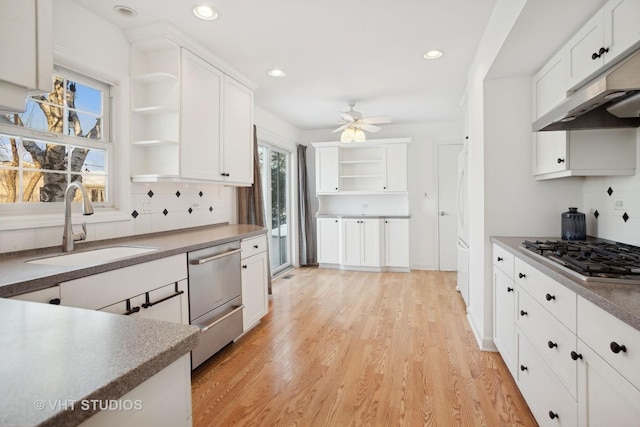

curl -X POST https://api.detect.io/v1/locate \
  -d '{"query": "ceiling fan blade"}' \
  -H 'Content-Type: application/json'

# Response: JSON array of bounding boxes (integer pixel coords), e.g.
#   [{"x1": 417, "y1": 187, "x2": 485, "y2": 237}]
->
[
  {"x1": 341, "y1": 112, "x2": 355, "y2": 122},
  {"x1": 362, "y1": 116, "x2": 391, "y2": 125},
  {"x1": 332, "y1": 124, "x2": 349, "y2": 133},
  {"x1": 359, "y1": 123, "x2": 381, "y2": 133}
]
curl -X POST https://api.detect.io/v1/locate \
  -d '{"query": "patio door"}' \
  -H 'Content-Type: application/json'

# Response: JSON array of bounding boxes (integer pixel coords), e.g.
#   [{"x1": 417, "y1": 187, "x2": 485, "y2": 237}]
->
[{"x1": 258, "y1": 145, "x2": 291, "y2": 274}]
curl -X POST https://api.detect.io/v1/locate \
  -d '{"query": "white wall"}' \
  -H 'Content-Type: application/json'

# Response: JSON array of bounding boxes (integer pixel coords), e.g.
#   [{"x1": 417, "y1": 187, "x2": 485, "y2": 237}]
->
[{"x1": 300, "y1": 121, "x2": 462, "y2": 270}]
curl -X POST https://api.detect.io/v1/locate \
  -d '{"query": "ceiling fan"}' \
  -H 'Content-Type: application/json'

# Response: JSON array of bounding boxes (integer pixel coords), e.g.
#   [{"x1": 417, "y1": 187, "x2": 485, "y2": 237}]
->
[{"x1": 332, "y1": 103, "x2": 391, "y2": 142}]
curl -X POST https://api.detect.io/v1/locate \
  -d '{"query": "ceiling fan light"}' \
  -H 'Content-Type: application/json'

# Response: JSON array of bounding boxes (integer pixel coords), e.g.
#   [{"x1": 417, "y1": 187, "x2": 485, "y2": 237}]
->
[
  {"x1": 341, "y1": 128, "x2": 355, "y2": 142},
  {"x1": 354, "y1": 129, "x2": 366, "y2": 142},
  {"x1": 423, "y1": 50, "x2": 443, "y2": 60},
  {"x1": 193, "y1": 5, "x2": 219, "y2": 20}
]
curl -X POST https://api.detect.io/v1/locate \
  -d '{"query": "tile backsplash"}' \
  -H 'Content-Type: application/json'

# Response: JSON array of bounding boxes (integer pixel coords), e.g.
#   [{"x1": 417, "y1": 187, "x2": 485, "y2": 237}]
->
[{"x1": 0, "y1": 182, "x2": 232, "y2": 253}]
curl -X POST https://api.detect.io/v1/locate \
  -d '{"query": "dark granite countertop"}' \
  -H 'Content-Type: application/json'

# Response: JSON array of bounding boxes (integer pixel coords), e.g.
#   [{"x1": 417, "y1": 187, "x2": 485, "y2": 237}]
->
[
  {"x1": 491, "y1": 236, "x2": 640, "y2": 332},
  {"x1": 0, "y1": 298, "x2": 199, "y2": 427},
  {"x1": 0, "y1": 223, "x2": 267, "y2": 298}
]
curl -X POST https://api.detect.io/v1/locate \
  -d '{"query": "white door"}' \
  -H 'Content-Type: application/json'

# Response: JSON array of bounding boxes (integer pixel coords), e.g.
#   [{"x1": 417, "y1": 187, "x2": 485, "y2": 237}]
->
[{"x1": 437, "y1": 144, "x2": 462, "y2": 271}]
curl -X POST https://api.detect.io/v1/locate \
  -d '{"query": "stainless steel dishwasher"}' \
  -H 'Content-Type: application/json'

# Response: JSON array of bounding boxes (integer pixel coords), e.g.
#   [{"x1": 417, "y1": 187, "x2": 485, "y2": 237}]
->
[{"x1": 188, "y1": 240, "x2": 243, "y2": 369}]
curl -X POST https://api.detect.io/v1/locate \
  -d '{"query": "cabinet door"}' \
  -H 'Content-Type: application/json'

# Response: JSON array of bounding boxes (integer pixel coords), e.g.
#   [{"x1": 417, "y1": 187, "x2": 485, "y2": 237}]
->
[
  {"x1": 317, "y1": 218, "x2": 340, "y2": 264},
  {"x1": 493, "y1": 269, "x2": 516, "y2": 376},
  {"x1": 222, "y1": 77, "x2": 254, "y2": 184},
  {"x1": 384, "y1": 219, "x2": 409, "y2": 268},
  {"x1": 566, "y1": 10, "x2": 605, "y2": 89},
  {"x1": 180, "y1": 49, "x2": 223, "y2": 180},
  {"x1": 384, "y1": 144, "x2": 407, "y2": 192},
  {"x1": 341, "y1": 219, "x2": 362, "y2": 266},
  {"x1": 9, "y1": 286, "x2": 60, "y2": 305},
  {"x1": 603, "y1": 0, "x2": 640, "y2": 63},
  {"x1": 241, "y1": 251, "x2": 269, "y2": 331},
  {"x1": 315, "y1": 147, "x2": 339, "y2": 193},
  {"x1": 534, "y1": 131, "x2": 568, "y2": 175},
  {"x1": 138, "y1": 280, "x2": 189, "y2": 324},
  {"x1": 360, "y1": 219, "x2": 381, "y2": 267},
  {"x1": 577, "y1": 340, "x2": 640, "y2": 427},
  {"x1": 534, "y1": 50, "x2": 566, "y2": 119}
]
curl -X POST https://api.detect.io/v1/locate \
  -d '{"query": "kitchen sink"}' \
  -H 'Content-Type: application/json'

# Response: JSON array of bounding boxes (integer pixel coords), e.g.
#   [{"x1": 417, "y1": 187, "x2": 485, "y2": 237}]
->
[{"x1": 26, "y1": 246, "x2": 158, "y2": 267}]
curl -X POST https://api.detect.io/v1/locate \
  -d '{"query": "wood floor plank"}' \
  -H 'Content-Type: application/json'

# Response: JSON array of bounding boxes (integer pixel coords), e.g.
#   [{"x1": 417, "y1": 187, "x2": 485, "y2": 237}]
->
[{"x1": 191, "y1": 267, "x2": 537, "y2": 427}]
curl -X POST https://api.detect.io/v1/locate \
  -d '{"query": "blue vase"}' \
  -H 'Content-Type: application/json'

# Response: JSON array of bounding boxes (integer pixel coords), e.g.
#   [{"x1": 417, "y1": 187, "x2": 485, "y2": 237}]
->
[{"x1": 561, "y1": 207, "x2": 586, "y2": 241}]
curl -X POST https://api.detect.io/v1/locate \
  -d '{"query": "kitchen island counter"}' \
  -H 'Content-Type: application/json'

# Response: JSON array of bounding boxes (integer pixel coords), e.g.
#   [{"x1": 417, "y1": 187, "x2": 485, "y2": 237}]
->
[
  {"x1": 492, "y1": 236, "x2": 640, "y2": 332},
  {"x1": 0, "y1": 297, "x2": 199, "y2": 427}
]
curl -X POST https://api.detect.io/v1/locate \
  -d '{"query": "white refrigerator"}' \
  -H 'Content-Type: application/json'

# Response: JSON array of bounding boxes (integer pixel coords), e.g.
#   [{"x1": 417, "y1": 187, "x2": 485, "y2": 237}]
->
[{"x1": 456, "y1": 143, "x2": 469, "y2": 307}]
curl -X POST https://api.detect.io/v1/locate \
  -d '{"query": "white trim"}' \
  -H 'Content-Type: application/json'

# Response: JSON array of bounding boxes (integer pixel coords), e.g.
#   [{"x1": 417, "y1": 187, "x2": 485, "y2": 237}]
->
[{"x1": 312, "y1": 137, "x2": 412, "y2": 148}]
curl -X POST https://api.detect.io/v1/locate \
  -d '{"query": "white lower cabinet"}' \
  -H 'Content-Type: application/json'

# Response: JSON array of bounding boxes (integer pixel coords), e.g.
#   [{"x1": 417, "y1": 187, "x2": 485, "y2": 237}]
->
[
  {"x1": 576, "y1": 340, "x2": 640, "y2": 427},
  {"x1": 341, "y1": 218, "x2": 382, "y2": 267},
  {"x1": 241, "y1": 235, "x2": 269, "y2": 331},
  {"x1": 9, "y1": 286, "x2": 60, "y2": 304},
  {"x1": 493, "y1": 268, "x2": 516, "y2": 376},
  {"x1": 384, "y1": 218, "x2": 409, "y2": 269},
  {"x1": 79, "y1": 354, "x2": 192, "y2": 427},
  {"x1": 317, "y1": 217, "x2": 341, "y2": 264},
  {"x1": 517, "y1": 329, "x2": 578, "y2": 427}
]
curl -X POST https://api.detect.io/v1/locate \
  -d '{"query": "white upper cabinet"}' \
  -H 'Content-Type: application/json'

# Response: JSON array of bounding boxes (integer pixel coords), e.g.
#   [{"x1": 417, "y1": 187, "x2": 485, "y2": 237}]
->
[
  {"x1": 566, "y1": 0, "x2": 640, "y2": 89},
  {"x1": 222, "y1": 77, "x2": 254, "y2": 185},
  {"x1": 313, "y1": 139, "x2": 410, "y2": 195},
  {"x1": 180, "y1": 49, "x2": 223, "y2": 181},
  {"x1": 128, "y1": 30, "x2": 255, "y2": 185},
  {"x1": 0, "y1": 0, "x2": 52, "y2": 113},
  {"x1": 315, "y1": 146, "x2": 340, "y2": 193}
]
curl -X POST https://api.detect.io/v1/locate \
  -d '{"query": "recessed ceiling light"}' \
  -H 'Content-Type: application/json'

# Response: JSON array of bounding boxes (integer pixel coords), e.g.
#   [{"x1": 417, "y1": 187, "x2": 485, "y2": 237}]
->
[
  {"x1": 423, "y1": 50, "x2": 443, "y2": 60},
  {"x1": 267, "y1": 69, "x2": 286, "y2": 77},
  {"x1": 113, "y1": 5, "x2": 137, "y2": 17},
  {"x1": 193, "y1": 5, "x2": 219, "y2": 20}
]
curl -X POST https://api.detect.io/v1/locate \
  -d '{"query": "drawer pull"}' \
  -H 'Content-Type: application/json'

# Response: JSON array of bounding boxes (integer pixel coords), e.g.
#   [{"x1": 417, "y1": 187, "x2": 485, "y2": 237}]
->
[
  {"x1": 141, "y1": 283, "x2": 184, "y2": 309},
  {"x1": 520, "y1": 365, "x2": 528, "y2": 371},
  {"x1": 545, "y1": 293, "x2": 556, "y2": 301},
  {"x1": 547, "y1": 340, "x2": 558, "y2": 349},
  {"x1": 497, "y1": 256, "x2": 503, "y2": 261},
  {"x1": 507, "y1": 287, "x2": 514, "y2": 293},
  {"x1": 520, "y1": 310, "x2": 528, "y2": 317},
  {"x1": 242, "y1": 265, "x2": 248, "y2": 269},
  {"x1": 610, "y1": 341, "x2": 627, "y2": 354},
  {"x1": 518, "y1": 273, "x2": 526, "y2": 279},
  {"x1": 570, "y1": 351, "x2": 583, "y2": 361},
  {"x1": 191, "y1": 248, "x2": 242, "y2": 265},
  {"x1": 124, "y1": 299, "x2": 140, "y2": 316},
  {"x1": 49, "y1": 298, "x2": 61, "y2": 305},
  {"x1": 253, "y1": 244, "x2": 259, "y2": 249},
  {"x1": 548, "y1": 411, "x2": 559, "y2": 420}
]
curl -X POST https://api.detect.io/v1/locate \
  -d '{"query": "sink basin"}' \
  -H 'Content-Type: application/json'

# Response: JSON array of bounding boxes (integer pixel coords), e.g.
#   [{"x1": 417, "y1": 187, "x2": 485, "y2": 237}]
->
[{"x1": 27, "y1": 246, "x2": 158, "y2": 267}]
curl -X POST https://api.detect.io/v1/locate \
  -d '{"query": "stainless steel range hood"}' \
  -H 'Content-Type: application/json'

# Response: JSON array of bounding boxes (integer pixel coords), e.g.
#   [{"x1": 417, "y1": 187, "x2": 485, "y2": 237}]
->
[{"x1": 533, "y1": 49, "x2": 640, "y2": 132}]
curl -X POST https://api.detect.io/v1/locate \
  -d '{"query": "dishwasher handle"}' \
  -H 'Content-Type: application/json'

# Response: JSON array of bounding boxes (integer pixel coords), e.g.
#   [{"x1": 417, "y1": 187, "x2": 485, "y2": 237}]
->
[
  {"x1": 190, "y1": 248, "x2": 242, "y2": 265},
  {"x1": 200, "y1": 305, "x2": 245, "y2": 333}
]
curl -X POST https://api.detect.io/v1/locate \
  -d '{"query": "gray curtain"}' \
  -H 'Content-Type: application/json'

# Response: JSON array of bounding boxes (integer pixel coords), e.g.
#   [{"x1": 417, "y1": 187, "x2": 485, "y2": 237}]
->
[
  {"x1": 297, "y1": 144, "x2": 317, "y2": 265},
  {"x1": 237, "y1": 125, "x2": 273, "y2": 294}
]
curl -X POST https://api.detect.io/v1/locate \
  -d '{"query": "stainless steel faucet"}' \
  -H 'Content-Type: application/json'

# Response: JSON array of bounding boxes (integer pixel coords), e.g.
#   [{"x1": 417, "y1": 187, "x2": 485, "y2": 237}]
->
[{"x1": 62, "y1": 182, "x2": 95, "y2": 252}]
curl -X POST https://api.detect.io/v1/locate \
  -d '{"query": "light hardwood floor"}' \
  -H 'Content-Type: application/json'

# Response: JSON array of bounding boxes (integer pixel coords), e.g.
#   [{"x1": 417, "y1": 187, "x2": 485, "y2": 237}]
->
[{"x1": 191, "y1": 267, "x2": 537, "y2": 426}]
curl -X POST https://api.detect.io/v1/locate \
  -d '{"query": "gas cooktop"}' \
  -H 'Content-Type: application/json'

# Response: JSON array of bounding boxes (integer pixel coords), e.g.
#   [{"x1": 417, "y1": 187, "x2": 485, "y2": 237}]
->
[{"x1": 521, "y1": 239, "x2": 640, "y2": 284}]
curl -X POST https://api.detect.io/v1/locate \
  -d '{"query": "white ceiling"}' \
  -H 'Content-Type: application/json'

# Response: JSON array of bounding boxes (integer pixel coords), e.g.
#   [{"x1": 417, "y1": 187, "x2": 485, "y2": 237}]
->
[{"x1": 71, "y1": 0, "x2": 608, "y2": 132}]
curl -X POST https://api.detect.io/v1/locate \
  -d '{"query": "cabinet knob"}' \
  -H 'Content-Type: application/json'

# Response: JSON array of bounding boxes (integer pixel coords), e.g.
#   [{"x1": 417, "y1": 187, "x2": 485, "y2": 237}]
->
[
  {"x1": 518, "y1": 273, "x2": 526, "y2": 279},
  {"x1": 335, "y1": 187, "x2": 338, "y2": 190},
  {"x1": 545, "y1": 293, "x2": 556, "y2": 301},
  {"x1": 254, "y1": 244, "x2": 259, "y2": 249},
  {"x1": 610, "y1": 341, "x2": 627, "y2": 354},
  {"x1": 335, "y1": 220, "x2": 338, "y2": 223},
  {"x1": 570, "y1": 351, "x2": 583, "y2": 361},
  {"x1": 242, "y1": 265, "x2": 248, "y2": 269},
  {"x1": 557, "y1": 158, "x2": 565, "y2": 164},
  {"x1": 497, "y1": 256, "x2": 503, "y2": 261},
  {"x1": 520, "y1": 310, "x2": 528, "y2": 317},
  {"x1": 221, "y1": 172, "x2": 230, "y2": 177},
  {"x1": 383, "y1": 186, "x2": 386, "y2": 190},
  {"x1": 507, "y1": 287, "x2": 514, "y2": 293},
  {"x1": 520, "y1": 365, "x2": 528, "y2": 371},
  {"x1": 49, "y1": 298, "x2": 61, "y2": 305},
  {"x1": 599, "y1": 46, "x2": 609, "y2": 56},
  {"x1": 592, "y1": 52, "x2": 600, "y2": 60},
  {"x1": 547, "y1": 340, "x2": 558, "y2": 349},
  {"x1": 548, "y1": 411, "x2": 559, "y2": 420}
]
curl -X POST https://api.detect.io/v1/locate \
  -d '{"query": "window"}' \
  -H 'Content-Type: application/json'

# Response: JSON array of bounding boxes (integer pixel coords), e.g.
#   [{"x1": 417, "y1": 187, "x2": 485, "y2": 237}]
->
[{"x1": 0, "y1": 67, "x2": 112, "y2": 208}]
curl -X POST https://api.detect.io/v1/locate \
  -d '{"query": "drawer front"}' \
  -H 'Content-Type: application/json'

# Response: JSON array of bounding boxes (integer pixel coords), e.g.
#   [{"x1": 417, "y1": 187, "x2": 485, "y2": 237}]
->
[
  {"x1": 241, "y1": 235, "x2": 267, "y2": 259},
  {"x1": 577, "y1": 296, "x2": 640, "y2": 390},
  {"x1": 61, "y1": 254, "x2": 187, "y2": 310},
  {"x1": 10, "y1": 286, "x2": 60, "y2": 304},
  {"x1": 493, "y1": 244, "x2": 514, "y2": 278},
  {"x1": 517, "y1": 329, "x2": 578, "y2": 427},
  {"x1": 517, "y1": 288, "x2": 577, "y2": 398},
  {"x1": 515, "y1": 258, "x2": 576, "y2": 332}
]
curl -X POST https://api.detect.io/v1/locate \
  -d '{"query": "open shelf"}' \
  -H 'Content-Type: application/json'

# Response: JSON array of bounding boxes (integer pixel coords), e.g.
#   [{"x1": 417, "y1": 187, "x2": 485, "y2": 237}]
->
[
  {"x1": 340, "y1": 175, "x2": 384, "y2": 179},
  {"x1": 339, "y1": 159, "x2": 383, "y2": 164},
  {"x1": 132, "y1": 106, "x2": 178, "y2": 115},
  {"x1": 132, "y1": 72, "x2": 178, "y2": 84},
  {"x1": 132, "y1": 139, "x2": 179, "y2": 146}
]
